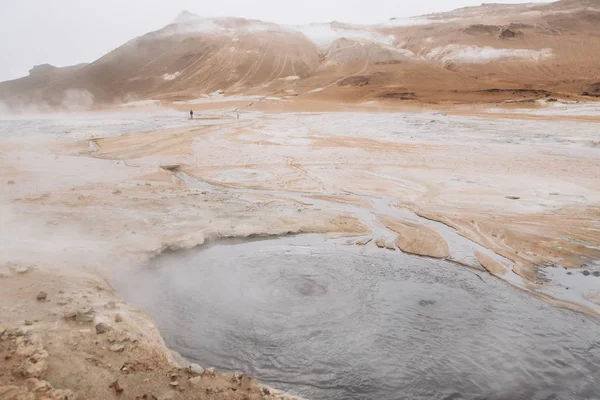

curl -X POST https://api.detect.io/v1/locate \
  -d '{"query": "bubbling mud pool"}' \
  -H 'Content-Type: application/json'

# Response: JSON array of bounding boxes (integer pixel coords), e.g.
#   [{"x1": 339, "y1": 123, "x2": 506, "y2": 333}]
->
[{"x1": 115, "y1": 236, "x2": 600, "y2": 400}]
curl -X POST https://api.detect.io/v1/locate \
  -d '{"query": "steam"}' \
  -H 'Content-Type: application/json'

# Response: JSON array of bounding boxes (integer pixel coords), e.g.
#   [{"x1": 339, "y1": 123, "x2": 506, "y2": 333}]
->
[{"x1": 0, "y1": 88, "x2": 95, "y2": 114}]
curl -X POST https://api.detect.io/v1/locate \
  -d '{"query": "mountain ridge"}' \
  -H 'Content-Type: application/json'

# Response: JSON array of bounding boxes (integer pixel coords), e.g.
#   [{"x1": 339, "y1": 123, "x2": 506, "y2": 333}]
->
[{"x1": 1, "y1": 0, "x2": 599, "y2": 112}]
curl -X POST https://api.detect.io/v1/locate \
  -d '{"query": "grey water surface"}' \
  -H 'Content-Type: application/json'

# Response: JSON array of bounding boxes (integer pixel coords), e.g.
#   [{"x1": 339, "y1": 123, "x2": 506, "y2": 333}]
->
[{"x1": 115, "y1": 236, "x2": 600, "y2": 400}]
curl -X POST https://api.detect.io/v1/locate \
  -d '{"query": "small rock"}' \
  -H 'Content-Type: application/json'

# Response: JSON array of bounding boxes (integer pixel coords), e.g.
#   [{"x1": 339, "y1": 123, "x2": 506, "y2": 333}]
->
[
  {"x1": 419, "y1": 300, "x2": 436, "y2": 306},
  {"x1": 189, "y1": 376, "x2": 203, "y2": 387},
  {"x1": 567, "y1": 271, "x2": 573, "y2": 275},
  {"x1": 109, "y1": 344, "x2": 125, "y2": 352},
  {"x1": 7, "y1": 180, "x2": 15, "y2": 184},
  {"x1": 582, "y1": 270, "x2": 591, "y2": 276},
  {"x1": 114, "y1": 314, "x2": 123, "y2": 323},
  {"x1": 169, "y1": 381, "x2": 179, "y2": 387},
  {"x1": 189, "y1": 363, "x2": 204, "y2": 375},
  {"x1": 505, "y1": 196, "x2": 520, "y2": 200},
  {"x1": 375, "y1": 238, "x2": 386, "y2": 248},
  {"x1": 203, "y1": 367, "x2": 216, "y2": 377},
  {"x1": 261, "y1": 387, "x2": 271, "y2": 395},
  {"x1": 24, "y1": 320, "x2": 33, "y2": 326},
  {"x1": 95, "y1": 322, "x2": 111, "y2": 334},
  {"x1": 76, "y1": 308, "x2": 95, "y2": 323},
  {"x1": 104, "y1": 301, "x2": 117, "y2": 310},
  {"x1": 110, "y1": 379, "x2": 124, "y2": 394},
  {"x1": 16, "y1": 267, "x2": 30, "y2": 274},
  {"x1": 593, "y1": 271, "x2": 600, "y2": 277},
  {"x1": 36, "y1": 291, "x2": 47, "y2": 301},
  {"x1": 233, "y1": 371, "x2": 244, "y2": 380}
]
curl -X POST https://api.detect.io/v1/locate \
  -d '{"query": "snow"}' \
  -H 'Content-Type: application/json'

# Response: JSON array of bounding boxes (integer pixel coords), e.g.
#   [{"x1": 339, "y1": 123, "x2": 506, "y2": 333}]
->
[
  {"x1": 281, "y1": 76, "x2": 300, "y2": 81},
  {"x1": 426, "y1": 45, "x2": 553, "y2": 64}
]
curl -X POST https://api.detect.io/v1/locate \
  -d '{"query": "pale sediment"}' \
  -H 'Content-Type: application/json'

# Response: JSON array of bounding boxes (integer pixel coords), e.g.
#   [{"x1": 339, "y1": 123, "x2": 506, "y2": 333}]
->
[{"x1": 1, "y1": 107, "x2": 599, "y2": 398}]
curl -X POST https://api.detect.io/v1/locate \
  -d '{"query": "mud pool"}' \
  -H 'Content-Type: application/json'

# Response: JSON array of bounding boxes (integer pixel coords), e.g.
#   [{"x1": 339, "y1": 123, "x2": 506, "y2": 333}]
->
[{"x1": 116, "y1": 236, "x2": 600, "y2": 400}]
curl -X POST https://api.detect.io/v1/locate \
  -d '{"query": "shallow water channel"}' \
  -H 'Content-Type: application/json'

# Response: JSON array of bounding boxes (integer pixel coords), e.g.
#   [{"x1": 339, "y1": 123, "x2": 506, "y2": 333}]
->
[{"x1": 116, "y1": 235, "x2": 600, "y2": 400}]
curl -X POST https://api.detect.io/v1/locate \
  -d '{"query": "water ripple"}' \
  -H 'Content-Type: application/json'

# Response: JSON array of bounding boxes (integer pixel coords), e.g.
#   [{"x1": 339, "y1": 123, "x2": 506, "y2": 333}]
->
[{"x1": 116, "y1": 236, "x2": 600, "y2": 400}]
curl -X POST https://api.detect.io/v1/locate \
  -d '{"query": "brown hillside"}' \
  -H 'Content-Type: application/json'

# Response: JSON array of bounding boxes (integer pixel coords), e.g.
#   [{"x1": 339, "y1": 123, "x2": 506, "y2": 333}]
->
[{"x1": 1, "y1": 1, "x2": 600, "y2": 111}]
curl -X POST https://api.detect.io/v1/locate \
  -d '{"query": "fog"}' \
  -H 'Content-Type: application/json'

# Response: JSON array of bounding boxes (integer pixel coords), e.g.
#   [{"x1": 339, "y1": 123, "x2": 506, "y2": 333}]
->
[{"x1": 1, "y1": 0, "x2": 553, "y2": 82}]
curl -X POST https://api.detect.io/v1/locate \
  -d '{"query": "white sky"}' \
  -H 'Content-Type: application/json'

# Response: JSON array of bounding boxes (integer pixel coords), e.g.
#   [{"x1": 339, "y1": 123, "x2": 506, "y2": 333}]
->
[{"x1": 1, "y1": 0, "x2": 552, "y2": 82}]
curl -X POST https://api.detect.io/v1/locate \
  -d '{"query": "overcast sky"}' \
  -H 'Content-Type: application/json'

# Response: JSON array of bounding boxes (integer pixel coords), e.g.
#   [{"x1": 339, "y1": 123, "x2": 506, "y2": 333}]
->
[{"x1": 1, "y1": 0, "x2": 552, "y2": 82}]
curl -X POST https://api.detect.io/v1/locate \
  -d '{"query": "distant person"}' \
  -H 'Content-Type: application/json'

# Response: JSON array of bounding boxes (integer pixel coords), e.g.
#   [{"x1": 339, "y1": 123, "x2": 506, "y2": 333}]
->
[{"x1": 190, "y1": 109, "x2": 194, "y2": 119}]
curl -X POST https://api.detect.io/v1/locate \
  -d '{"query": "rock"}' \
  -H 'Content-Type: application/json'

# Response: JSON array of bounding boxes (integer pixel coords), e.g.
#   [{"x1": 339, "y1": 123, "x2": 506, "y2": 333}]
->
[
  {"x1": 593, "y1": 271, "x2": 600, "y2": 277},
  {"x1": 109, "y1": 344, "x2": 125, "y2": 352},
  {"x1": 36, "y1": 291, "x2": 47, "y2": 301},
  {"x1": 75, "y1": 308, "x2": 95, "y2": 323},
  {"x1": 582, "y1": 270, "x2": 591, "y2": 276},
  {"x1": 505, "y1": 196, "x2": 520, "y2": 200},
  {"x1": 16, "y1": 267, "x2": 30, "y2": 274},
  {"x1": 169, "y1": 381, "x2": 179, "y2": 387},
  {"x1": 203, "y1": 367, "x2": 216, "y2": 377},
  {"x1": 567, "y1": 271, "x2": 573, "y2": 275},
  {"x1": 24, "y1": 320, "x2": 33, "y2": 326},
  {"x1": 189, "y1": 363, "x2": 204, "y2": 375},
  {"x1": 7, "y1": 180, "x2": 15, "y2": 184},
  {"x1": 384, "y1": 240, "x2": 396, "y2": 250},
  {"x1": 189, "y1": 376, "x2": 203, "y2": 387},
  {"x1": 419, "y1": 300, "x2": 436, "y2": 306},
  {"x1": 232, "y1": 371, "x2": 245, "y2": 383},
  {"x1": 375, "y1": 238, "x2": 386, "y2": 248},
  {"x1": 114, "y1": 314, "x2": 123, "y2": 323},
  {"x1": 261, "y1": 387, "x2": 271, "y2": 395},
  {"x1": 109, "y1": 379, "x2": 124, "y2": 394},
  {"x1": 95, "y1": 322, "x2": 111, "y2": 334}
]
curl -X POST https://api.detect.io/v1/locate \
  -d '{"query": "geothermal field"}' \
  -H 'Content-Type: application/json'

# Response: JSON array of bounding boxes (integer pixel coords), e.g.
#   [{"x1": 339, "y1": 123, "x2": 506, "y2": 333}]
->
[{"x1": 1, "y1": 1, "x2": 600, "y2": 399}]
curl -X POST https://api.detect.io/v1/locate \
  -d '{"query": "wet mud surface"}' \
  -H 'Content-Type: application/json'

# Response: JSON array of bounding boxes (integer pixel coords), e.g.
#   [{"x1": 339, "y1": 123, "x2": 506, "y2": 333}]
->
[{"x1": 116, "y1": 236, "x2": 600, "y2": 400}]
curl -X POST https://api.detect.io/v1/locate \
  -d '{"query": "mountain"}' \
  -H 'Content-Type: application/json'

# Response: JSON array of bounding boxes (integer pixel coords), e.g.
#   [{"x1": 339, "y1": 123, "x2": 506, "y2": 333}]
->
[{"x1": 1, "y1": 0, "x2": 600, "y2": 111}]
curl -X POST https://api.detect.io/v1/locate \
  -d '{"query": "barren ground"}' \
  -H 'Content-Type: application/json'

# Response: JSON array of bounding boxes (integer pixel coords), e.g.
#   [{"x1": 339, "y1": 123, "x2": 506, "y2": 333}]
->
[{"x1": 1, "y1": 100, "x2": 599, "y2": 399}]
